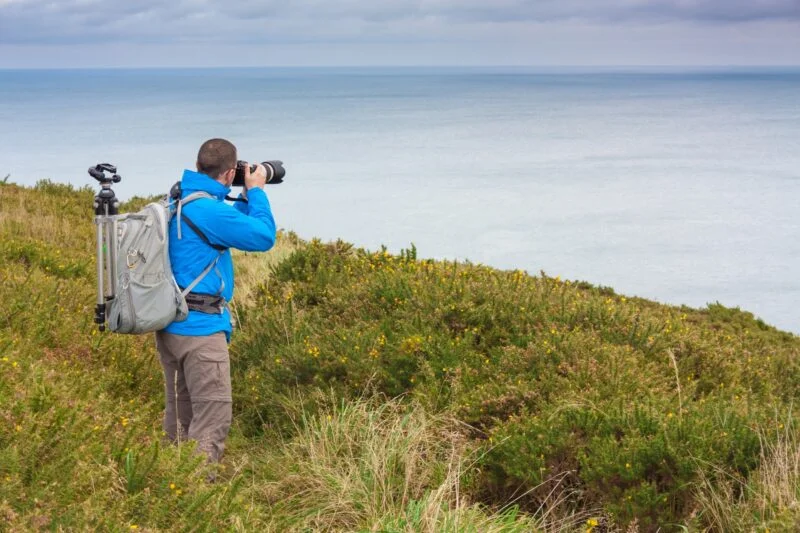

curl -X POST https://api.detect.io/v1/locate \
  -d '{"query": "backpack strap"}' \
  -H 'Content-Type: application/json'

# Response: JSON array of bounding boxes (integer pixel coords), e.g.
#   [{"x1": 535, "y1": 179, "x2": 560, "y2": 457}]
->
[
  {"x1": 167, "y1": 183, "x2": 227, "y2": 304},
  {"x1": 175, "y1": 191, "x2": 224, "y2": 247},
  {"x1": 180, "y1": 253, "x2": 223, "y2": 298}
]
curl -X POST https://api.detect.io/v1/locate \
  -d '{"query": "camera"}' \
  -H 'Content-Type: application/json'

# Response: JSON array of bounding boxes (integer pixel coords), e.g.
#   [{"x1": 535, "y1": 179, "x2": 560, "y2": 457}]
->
[{"x1": 233, "y1": 160, "x2": 286, "y2": 187}]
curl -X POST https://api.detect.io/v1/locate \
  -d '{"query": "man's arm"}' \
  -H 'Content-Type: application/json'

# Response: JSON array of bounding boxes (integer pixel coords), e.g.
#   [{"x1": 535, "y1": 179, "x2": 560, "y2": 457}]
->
[
  {"x1": 202, "y1": 196, "x2": 276, "y2": 252},
  {"x1": 211, "y1": 162, "x2": 276, "y2": 251}
]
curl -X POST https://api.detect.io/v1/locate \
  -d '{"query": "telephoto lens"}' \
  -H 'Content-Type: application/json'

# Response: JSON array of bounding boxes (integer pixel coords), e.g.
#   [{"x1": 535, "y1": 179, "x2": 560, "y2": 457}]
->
[{"x1": 233, "y1": 160, "x2": 286, "y2": 187}]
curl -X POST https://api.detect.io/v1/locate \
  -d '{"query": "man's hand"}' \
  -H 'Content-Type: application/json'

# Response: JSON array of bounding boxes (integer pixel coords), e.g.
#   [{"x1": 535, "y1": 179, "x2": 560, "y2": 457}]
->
[{"x1": 244, "y1": 163, "x2": 267, "y2": 191}]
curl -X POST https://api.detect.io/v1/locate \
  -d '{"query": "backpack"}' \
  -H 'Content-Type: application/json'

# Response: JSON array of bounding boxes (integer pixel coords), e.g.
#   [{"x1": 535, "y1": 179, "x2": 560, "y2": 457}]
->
[{"x1": 106, "y1": 190, "x2": 221, "y2": 334}]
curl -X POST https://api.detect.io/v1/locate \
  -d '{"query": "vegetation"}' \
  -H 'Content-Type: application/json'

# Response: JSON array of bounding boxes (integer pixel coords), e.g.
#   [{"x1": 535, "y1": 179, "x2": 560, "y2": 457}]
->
[{"x1": 1, "y1": 180, "x2": 799, "y2": 531}]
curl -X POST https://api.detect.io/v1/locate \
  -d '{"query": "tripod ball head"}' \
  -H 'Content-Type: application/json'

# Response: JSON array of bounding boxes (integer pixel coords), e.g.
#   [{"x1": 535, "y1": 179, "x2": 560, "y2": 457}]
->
[
  {"x1": 89, "y1": 163, "x2": 121, "y2": 184},
  {"x1": 91, "y1": 163, "x2": 121, "y2": 216}
]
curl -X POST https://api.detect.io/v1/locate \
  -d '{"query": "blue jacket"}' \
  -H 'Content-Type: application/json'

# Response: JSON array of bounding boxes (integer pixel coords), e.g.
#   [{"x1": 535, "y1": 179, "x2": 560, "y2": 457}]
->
[{"x1": 164, "y1": 169, "x2": 276, "y2": 341}]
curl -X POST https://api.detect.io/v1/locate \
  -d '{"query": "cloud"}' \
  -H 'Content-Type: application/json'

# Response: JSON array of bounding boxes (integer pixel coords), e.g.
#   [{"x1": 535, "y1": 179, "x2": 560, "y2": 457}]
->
[
  {"x1": 1, "y1": 0, "x2": 799, "y2": 46},
  {"x1": 420, "y1": 0, "x2": 800, "y2": 24}
]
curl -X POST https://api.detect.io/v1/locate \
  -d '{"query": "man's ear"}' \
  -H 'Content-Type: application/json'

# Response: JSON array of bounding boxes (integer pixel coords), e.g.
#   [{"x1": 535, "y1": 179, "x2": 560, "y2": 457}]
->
[{"x1": 224, "y1": 167, "x2": 235, "y2": 186}]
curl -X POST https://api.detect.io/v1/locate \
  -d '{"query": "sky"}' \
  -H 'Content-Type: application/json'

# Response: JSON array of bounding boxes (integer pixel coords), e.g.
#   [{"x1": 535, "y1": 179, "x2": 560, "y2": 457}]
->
[{"x1": 0, "y1": 0, "x2": 799, "y2": 68}]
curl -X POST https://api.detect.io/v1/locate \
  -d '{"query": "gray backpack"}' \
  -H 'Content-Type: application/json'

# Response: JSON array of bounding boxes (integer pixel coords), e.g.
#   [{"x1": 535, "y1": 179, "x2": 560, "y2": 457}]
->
[{"x1": 107, "y1": 192, "x2": 218, "y2": 334}]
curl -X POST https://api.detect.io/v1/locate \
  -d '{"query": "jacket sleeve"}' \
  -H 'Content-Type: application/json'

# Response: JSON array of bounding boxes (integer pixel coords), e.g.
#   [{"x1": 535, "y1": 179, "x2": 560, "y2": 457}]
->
[
  {"x1": 234, "y1": 192, "x2": 248, "y2": 214},
  {"x1": 200, "y1": 188, "x2": 276, "y2": 252}
]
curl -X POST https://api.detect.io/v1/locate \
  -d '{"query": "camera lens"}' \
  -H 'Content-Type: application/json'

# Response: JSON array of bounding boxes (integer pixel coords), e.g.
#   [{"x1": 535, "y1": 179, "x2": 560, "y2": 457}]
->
[{"x1": 261, "y1": 161, "x2": 285, "y2": 184}]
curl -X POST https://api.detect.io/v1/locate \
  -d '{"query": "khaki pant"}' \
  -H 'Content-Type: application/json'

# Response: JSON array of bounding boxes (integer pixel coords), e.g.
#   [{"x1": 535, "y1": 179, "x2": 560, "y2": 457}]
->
[{"x1": 155, "y1": 331, "x2": 232, "y2": 463}]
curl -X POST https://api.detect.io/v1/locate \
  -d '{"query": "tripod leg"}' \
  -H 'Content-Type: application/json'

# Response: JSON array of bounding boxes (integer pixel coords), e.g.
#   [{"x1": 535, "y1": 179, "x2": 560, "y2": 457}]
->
[
  {"x1": 109, "y1": 217, "x2": 119, "y2": 297},
  {"x1": 105, "y1": 219, "x2": 116, "y2": 298},
  {"x1": 95, "y1": 217, "x2": 106, "y2": 330}
]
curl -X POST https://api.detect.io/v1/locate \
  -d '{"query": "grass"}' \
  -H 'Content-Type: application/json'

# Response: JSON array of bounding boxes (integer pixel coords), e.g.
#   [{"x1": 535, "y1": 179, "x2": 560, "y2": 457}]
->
[
  {"x1": 695, "y1": 416, "x2": 800, "y2": 531},
  {"x1": 249, "y1": 395, "x2": 544, "y2": 532},
  {"x1": 2, "y1": 179, "x2": 800, "y2": 531}
]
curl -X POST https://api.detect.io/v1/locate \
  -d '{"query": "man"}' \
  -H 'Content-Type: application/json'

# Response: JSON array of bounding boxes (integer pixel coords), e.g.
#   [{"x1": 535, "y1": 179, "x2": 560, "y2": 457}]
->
[{"x1": 155, "y1": 138, "x2": 276, "y2": 464}]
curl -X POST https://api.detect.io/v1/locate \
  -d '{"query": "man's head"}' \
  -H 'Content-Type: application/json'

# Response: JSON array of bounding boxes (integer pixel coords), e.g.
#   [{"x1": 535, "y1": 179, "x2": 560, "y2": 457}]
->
[{"x1": 196, "y1": 138, "x2": 237, "y2": 185}]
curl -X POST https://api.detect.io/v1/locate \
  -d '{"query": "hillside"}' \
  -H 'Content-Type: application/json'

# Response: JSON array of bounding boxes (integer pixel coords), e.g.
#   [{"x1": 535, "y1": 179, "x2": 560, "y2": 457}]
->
[{"x1": 1, "y1": 180, "x2": 799, "y2": 532}]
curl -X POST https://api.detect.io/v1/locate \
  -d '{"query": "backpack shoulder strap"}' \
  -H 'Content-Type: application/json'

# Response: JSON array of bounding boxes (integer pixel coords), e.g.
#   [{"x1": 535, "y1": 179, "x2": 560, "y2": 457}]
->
[
  {"x1": 180, "y1": 252, "x2": 224, "y2": 298},
  {"x1": 165, "y1": 182, "x2": 227, "y2": 302},
  {"x1": 173, "y1": 188, "x2": 226, "y2": 252}
]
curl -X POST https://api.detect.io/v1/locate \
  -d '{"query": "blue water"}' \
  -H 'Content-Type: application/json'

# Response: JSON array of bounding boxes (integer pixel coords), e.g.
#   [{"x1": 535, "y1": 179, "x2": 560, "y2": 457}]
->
[{"x1": 2, "y1": 67, "x2": 799, "y2": 332}]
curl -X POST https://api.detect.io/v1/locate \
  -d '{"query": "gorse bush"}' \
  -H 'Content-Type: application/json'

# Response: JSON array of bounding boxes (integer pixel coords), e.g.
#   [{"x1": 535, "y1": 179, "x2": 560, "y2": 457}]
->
[
  {"x1": 2, "y1": 180, "x2": 800, "y2": 531},
  {"x1": 0, "y1": 182, "x2": 539, "y2": 532},
  {"x1": 232, "y1": 238, "x2": 800, "y2": 529}
]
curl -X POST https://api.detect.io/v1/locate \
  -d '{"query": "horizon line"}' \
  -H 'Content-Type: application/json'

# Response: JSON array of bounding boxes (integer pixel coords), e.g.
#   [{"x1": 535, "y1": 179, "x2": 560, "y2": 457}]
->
[{"x1": 1, "y1": 64, "x2": 799, "y2": 71}]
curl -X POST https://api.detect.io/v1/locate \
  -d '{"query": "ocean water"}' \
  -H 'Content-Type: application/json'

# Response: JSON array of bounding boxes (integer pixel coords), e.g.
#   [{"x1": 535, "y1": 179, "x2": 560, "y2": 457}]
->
[{"x1": 1, "y1": 67, "x2": 799, "y2": 332}]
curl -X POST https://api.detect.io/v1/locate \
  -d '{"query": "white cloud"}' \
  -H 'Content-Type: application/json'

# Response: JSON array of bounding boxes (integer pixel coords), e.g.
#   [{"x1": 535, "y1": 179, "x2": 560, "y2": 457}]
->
[{"x1": 0, "y1": 0, "x2": 798, "y2": 66}]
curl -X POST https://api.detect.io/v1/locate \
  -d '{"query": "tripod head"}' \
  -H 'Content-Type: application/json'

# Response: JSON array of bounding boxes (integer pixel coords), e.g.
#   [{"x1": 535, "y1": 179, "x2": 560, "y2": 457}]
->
[
  {"x1": 89, "y1": 163, "x2": 121, "y2": 186},
  {"x1": 90, "y1": 163, "x2": 121, "y2": 217}
]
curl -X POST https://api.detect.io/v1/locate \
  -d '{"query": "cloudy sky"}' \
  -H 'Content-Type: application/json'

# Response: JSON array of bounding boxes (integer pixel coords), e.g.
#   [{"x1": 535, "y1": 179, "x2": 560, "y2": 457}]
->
[{"x1": 0, "y1": 0, "x2": 798, "y2": 67}]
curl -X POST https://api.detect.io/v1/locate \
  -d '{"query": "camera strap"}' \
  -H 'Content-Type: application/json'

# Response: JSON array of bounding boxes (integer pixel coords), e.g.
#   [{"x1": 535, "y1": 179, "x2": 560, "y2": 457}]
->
[{"x1": 180, "y1": 213, "x2": 226, "y2": 252}]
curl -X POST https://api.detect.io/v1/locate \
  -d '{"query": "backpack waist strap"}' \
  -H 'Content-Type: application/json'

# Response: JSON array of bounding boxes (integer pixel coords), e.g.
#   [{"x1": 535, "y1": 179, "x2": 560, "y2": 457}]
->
[{"x1": 183, "y1": 292, "x2": 228, "y2": 314}]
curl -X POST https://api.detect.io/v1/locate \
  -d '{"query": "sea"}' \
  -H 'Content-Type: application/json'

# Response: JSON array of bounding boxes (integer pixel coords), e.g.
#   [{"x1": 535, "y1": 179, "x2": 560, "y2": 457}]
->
[{"x1": 1, "y1": 67, "x2": 799, "y2": 333}]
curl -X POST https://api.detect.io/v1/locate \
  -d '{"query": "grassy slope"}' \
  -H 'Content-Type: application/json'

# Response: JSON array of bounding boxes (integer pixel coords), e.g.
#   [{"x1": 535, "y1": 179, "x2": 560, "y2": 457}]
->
[{"x1": 1, "y1": 181, "x2": 799, "y2": 532}]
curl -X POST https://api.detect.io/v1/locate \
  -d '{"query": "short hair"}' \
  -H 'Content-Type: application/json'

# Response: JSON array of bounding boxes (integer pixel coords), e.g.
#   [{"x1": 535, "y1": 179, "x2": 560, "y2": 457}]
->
[{"x1": 197, "y1": 138, "x2": 237, "y2": 180}]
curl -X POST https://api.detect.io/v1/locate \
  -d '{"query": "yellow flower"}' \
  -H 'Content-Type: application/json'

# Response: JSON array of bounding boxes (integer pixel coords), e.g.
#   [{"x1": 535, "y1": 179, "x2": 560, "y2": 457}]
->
[
  {"x1": 130, "y1": 526, "x2": 139, "y2": 530},
  {"x1": 120, "y1": 417, "x2": 129, "y2": 427},
  {"x1": 170, "y1": 483, "x2": 176, "y2": 490}
]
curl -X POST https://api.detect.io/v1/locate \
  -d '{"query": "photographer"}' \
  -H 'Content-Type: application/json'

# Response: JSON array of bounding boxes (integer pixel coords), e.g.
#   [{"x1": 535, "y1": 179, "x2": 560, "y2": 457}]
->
[{"x1": 155, "y1": 138, "x2": 276, "y2": 466}]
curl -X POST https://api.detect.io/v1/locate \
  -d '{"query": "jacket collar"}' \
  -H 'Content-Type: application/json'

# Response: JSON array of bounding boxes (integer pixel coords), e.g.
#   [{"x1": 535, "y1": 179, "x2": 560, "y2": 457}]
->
[{"x1": 180, "y1": 169, "x2": 231, "y2": 200}]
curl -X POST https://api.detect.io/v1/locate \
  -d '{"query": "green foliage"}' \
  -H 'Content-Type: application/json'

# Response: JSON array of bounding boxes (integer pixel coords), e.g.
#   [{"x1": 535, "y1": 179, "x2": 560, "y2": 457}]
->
[
  {"x1": 232, "y1": 239, "x2": 800, "y2": 529},
  {"x1": 2, "y1": 181, "x2": 800, "y2": 530},
  {"x1": 0, "y1": 183, "x2": 538, "y2": 532}
]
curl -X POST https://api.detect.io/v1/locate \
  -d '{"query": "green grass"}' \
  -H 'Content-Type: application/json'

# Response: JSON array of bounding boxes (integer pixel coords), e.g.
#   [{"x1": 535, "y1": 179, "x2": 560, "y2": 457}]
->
[{"x1": 2, "y1": 179, "x2": 800, "y2": 532}]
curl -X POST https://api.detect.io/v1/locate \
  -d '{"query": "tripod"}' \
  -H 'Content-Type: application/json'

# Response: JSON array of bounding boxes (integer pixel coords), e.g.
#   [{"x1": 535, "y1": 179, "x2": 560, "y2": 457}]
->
[{"x1": 90, "y1": 163, "x2": 121, "y2": 331}]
